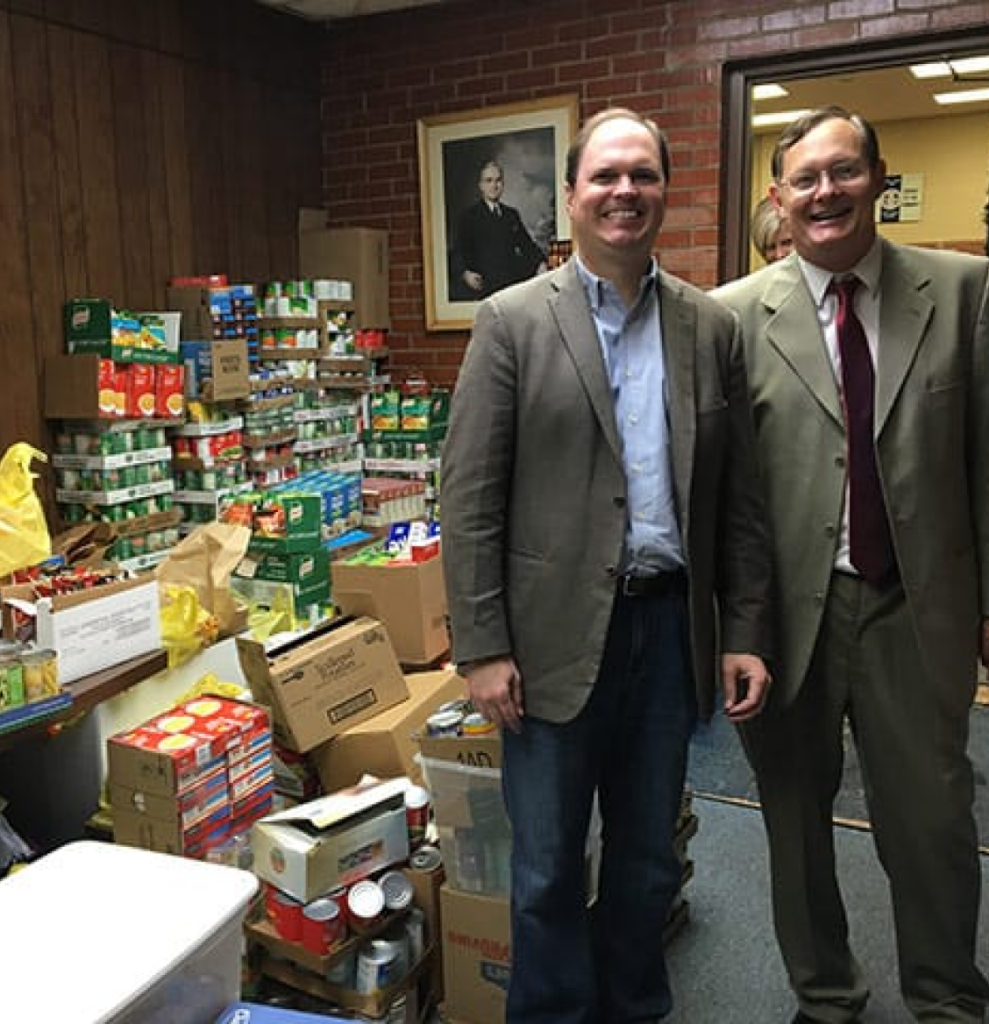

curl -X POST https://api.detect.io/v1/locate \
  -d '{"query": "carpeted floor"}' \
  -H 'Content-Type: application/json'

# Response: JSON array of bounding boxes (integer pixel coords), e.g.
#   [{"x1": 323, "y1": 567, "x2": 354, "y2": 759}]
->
[
  {"x1": 666, "y1": 796, "x2": 989, "y2": 1022},
  {"x1": 687, "y1": 699, "x2": 989, "y2": 852}
]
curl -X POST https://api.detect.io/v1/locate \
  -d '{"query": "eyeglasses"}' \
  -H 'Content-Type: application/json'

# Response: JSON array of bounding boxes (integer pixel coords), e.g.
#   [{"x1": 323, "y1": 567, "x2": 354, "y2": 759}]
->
[{"x1": 779, "y1": 160, "x2": 869, "y2": 196}]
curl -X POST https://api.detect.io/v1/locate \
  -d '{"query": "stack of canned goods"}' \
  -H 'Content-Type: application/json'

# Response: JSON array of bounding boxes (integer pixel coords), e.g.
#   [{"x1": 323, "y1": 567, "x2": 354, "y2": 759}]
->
[
  {"x1": 0, "y1": 642, "x2": 59, "y2": 712},
  {"x1": 425, "y1": 699, "x2": 498, "y2": 739},
  {"x1": 260, "y1": 865, "x2": 428, "y2": 1002}
]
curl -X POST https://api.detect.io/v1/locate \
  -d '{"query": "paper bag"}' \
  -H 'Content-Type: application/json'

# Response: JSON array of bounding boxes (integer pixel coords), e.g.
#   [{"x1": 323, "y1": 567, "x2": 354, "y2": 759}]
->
[{"x1": 154, "y1": 521, "x2": 251, "y2": 637}]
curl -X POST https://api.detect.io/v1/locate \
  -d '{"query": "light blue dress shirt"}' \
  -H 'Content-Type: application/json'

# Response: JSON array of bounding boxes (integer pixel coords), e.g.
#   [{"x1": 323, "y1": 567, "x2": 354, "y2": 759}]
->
[{"x1": 576, "y1": 257, "x2": 684, "y2": 575}]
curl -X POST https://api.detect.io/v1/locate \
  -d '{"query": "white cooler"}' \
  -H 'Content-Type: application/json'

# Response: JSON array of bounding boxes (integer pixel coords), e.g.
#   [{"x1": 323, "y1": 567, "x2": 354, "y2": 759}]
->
[{"x1": 0, "y1": 840, "x2": 258, "y2": 1022}]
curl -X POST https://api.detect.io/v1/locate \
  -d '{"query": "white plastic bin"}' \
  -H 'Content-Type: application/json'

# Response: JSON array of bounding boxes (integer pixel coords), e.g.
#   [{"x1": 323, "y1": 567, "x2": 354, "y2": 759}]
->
[{"x1": 0, "y1": 840, "x2": 258, "y2": 1022}]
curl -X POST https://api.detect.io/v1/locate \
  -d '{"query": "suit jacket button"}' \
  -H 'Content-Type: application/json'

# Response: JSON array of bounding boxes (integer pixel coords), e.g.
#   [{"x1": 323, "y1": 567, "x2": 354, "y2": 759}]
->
[
  {"x1": 613, "y1": 496, "x2": 626, "y2": 508},
  {"x1": 606, "y1": 565, "x2": 617, "y2": 577}
]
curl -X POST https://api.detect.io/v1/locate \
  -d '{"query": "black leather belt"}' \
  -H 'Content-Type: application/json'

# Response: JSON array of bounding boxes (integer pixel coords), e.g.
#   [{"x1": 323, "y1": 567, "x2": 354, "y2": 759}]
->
[{"x1": 617, "y1": 570, "x2": 687, "y2": 598}]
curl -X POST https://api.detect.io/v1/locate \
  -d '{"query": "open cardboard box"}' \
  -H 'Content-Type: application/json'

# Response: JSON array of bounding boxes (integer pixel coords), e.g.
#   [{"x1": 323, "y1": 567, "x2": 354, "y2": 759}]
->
[
  {"x1": 251, "y1": 776, "x2": 410, "y2": 902},
  {"x1": 330, "y1": 552, "x2": 448, "y2": 667},
  {"x1": 2, "y1": 576, "x2": 161, "y2": 684},
  {"x1": 236, "y1": 615, "x2": 408, "y2": 752}
]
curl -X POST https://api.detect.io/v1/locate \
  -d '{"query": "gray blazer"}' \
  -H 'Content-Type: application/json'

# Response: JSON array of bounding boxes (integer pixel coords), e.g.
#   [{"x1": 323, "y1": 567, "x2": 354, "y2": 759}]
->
[
  {"x1": 713, "y1": 239, "x2": 989, "y2": 716},
  {"x1": 441, "y1": 260, "x2": 773, "y2": 723}
]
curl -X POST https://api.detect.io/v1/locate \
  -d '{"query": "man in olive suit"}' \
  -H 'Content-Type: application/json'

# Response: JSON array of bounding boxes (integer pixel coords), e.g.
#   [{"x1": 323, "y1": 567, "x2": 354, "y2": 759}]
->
[{"x1": 714, "y1": 106, "x2": 989, "y2": 1024}]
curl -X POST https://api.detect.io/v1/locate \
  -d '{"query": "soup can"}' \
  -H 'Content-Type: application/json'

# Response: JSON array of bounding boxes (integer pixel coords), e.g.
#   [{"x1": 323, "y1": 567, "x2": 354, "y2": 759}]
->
[
  {"x1": 354, "y1": 938, "x2": 400, "y2": 994},
  {"x1": 378, "y1": 869, "x2": 414, "y2": 912},
  {"x1": 347, "y1": 879, "x2": 385, "y2": 933},
  {"x1": 301, "y1": 896, "x2": 347, "y2": 955}
]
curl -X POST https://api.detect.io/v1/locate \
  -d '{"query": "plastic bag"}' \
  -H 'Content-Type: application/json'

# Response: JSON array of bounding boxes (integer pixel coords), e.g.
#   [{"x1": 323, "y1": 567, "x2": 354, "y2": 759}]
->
[
  {"x1": 159, "y1": 584, "x2": 220, "y2": 668},
  {"x1": 0, "y1": 443, "x2": 51, "y2": 577}
]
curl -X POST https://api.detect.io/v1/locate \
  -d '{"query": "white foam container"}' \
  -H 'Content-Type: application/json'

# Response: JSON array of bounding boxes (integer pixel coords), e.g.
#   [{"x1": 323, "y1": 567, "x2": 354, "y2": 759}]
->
[{"x1": 0, "y1": 840, "x2": 258, "y2": 1022}]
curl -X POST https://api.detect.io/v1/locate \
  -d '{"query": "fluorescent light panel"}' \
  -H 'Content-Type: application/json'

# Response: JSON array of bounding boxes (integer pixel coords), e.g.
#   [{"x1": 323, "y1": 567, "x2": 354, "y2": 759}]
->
[
  {"x1": 910, "y1": 55, "x2": 989, "y2": 79},
  {"x1": 934, "y1": 87, "x2": 989, "y2": 105},
  {"x1": 752, "y1": 109, "x2": 811, "y2": 127},
  {"x1": 753, "y1": 83, "x2": 789, "y2": 100}
]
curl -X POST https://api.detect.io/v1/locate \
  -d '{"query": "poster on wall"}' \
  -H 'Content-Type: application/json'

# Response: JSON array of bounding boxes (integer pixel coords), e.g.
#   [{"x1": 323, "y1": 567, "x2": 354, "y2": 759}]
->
[{"x1": 877, "y1": 173, "x2": 924, "y2": 223}]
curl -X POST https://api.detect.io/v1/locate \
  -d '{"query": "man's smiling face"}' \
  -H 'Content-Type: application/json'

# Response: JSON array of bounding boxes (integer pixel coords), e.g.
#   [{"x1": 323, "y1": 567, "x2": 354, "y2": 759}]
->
[
  {"x1": 565, "y1": 116, "x2": 666, "y2": 275},
  {"x1": 770, "y1": 116, "x2": 886, "y2": 273}
]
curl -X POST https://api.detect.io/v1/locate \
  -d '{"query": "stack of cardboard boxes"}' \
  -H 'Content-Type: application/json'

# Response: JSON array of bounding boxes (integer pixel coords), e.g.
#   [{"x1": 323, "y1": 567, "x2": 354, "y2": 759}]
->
[{"x1": 107, "y1": 695, "x2": 273, "y2": 859}]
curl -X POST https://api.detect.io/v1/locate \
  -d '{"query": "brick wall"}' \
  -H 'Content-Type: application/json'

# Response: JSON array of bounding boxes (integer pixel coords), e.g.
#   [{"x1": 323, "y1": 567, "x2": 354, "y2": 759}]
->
[{"x1": 320, "y1": 0, "x2": 989, "y2": 387}]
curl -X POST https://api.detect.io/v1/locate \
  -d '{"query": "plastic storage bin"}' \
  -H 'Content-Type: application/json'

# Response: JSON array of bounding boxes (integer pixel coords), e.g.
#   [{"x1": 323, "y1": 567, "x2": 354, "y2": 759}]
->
[{"x1": 0, "y1": 839, "x2": 258, "y2": 1022}]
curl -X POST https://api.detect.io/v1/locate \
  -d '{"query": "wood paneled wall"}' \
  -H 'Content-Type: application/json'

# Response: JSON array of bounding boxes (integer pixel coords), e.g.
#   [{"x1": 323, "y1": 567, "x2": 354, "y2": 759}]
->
[{"x1": 0, "y1": 0, "x2": 323, "y2": 463}]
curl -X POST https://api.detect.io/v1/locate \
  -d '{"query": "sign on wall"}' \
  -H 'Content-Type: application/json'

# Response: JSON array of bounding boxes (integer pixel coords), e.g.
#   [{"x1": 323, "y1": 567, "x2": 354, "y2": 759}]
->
[{"x1": 877, "y1": 173, "x2": 924, "y2": 223}]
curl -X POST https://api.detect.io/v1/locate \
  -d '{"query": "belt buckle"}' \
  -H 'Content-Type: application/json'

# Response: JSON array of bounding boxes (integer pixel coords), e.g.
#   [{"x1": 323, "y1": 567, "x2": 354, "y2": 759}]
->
[{"x1": 619, "y1": 573, "x2": 640, "y2": 597}]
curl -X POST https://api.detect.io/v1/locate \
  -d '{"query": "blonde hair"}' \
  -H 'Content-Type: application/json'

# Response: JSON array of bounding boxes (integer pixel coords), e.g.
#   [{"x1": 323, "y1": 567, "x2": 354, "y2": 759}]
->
[{"x1": 750, "y1": 196, "x2": 787, "y2": 262}]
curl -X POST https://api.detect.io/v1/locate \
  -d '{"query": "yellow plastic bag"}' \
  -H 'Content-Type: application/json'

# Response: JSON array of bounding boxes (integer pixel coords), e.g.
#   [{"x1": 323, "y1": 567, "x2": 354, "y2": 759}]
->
[
  {"x1": 0, "y1": 443, "x2": 51, "y2": 577},
  {"x1": 159, "y1": 584, "x2": 220, "y2": 668}
]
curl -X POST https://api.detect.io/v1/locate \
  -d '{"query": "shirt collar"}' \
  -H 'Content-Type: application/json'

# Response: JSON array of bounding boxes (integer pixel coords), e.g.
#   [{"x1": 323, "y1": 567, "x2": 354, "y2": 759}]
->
[
  {"x1": 575, "y1": 255, "x2": 659, "y2": 313},
  {"x1": 797, "y1": 236, "x2": 882, "y2": 308}
]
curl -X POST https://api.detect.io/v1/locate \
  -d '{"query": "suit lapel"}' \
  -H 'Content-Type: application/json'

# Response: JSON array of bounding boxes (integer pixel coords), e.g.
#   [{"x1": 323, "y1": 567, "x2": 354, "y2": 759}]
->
[
  {"x1": 549, "y1": 263, "x2": 622, "y2": 460},
  {"x1": 763, "y1": 262, "x2": 843, "y2": 425},
  {"x1": 658, "y1": 272, "x2": 696, "y2": 511},
  {"x1": 875, "y1": 241, "x2": 932, "y2": 433}
]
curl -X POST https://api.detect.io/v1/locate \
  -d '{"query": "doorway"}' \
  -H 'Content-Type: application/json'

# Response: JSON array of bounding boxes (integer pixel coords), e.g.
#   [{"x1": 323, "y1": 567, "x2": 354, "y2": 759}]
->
[{"x1": 720, "y1": 27, "x2": 989, "y2": 281}]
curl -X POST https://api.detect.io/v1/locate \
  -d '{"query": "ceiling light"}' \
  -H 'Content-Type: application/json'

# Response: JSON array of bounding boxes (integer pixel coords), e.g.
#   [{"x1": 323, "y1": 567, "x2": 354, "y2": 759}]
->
[
  {"x1": 752, "y1": 109, "x2": 811, "y2": 127},
  {"x1": 752, "y1": 84, "x2": 789, "y2": 101},
  {"x1": 910, "y1": 55, "x2": 989, "y2": 79},
  {"x1": 933, "y1": 87, "x2": 989, "y2": 105},
  {"x1": 910, "y1": 61, "x2": 953, "y2": 79}
]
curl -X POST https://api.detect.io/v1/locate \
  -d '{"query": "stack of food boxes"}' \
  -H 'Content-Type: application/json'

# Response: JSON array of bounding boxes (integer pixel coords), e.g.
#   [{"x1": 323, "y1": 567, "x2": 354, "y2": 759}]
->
[
  {"x1": 227, "y1": 491, "x2": 330, "y2": 628},
  {"x1": 107, "y1": 695, "x2": 274, "y2": 859}
]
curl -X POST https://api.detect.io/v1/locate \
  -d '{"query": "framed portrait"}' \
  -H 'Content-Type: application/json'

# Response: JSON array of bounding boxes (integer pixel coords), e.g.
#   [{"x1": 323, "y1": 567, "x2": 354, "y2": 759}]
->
[{"x1": 417, "y1": 94, "x2": 579, "y2": 330}]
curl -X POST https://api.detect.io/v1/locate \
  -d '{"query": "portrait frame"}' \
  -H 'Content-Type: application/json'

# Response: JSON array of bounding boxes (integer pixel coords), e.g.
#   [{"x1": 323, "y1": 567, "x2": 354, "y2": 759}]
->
[{"x1": 417, "y1": 93, "x2": 579, "y2": 331}]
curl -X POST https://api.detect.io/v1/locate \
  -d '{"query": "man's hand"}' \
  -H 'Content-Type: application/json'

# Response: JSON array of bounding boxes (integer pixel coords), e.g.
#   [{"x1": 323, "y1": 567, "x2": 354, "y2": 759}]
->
[
  {"x1": 722, "y1": 653, "x2": 772, "y2": 722},
  {"x1": 463, "y1": 270, "x2": 485, "y2": 293},
  {"x1": 464, "y1": 656, "x2": 524, "y2": 733}
]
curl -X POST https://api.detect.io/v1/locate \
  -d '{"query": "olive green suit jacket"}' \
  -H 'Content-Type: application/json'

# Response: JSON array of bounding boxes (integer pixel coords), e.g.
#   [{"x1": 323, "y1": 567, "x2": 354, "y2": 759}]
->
[
  {"x1": 441, "y1": 260, "x2": 773, "y2": 723},
  {"x1": 714, "y1": 239, "x2": 989, "y2": 716}
]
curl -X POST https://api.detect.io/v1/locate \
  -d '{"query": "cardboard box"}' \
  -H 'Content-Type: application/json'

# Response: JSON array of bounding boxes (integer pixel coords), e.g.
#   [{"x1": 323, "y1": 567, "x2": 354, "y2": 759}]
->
[
  {"x1": 236, "y1": 615, "x2": 409, "y2": 753},
  {"x1": 251, "y1": 776, "x2": 410, "y2": 903},
  {"x1": 45, "y1": 353, "x2": 118, "y2": 420},
  {"x1": 63, "y1": 300, "x2": 180, "y2": 364},
  {"x1": 415, "y1": 729, "x2": 502, "y2": 771},
  {"x1": 440, "y1": 884, "x2": 511, "y2": 1024},
  {"x1": 298, "y1": 212, "x2": 391, "y2": 329},
  {"x1": 2, "y1": 577, "x2": 161, "y2": 684},
  {"x1": 331, "y1": 552, "x2": 448, "y2": 667},
  {"x1": 205, "y1": 338, "x2": 250, "y2": 401},
  {"x1": 312, "y1": 667, "x2": 466, "y2": 793}
]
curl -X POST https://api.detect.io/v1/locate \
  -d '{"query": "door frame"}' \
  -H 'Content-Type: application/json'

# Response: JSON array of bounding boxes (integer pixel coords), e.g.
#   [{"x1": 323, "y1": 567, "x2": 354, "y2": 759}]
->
[{"x1": 719, "y1": 27, "x2": 989, "y2": 283}]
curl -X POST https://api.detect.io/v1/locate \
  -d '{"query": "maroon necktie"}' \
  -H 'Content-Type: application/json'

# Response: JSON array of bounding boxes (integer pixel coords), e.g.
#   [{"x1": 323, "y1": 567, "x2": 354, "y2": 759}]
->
[{"x1": 831, "y1": 276, "x2": 895, "y2": 584}]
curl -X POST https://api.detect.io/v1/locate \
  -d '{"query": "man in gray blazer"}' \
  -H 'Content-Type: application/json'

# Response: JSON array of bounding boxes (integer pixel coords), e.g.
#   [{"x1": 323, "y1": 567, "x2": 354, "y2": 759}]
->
[
  {"x1": 442, "y1": 107, "x2": 773, "y2": 1023},
  {"x1": 714, "y1": 106, "x2": 989, "y2": 1023}
]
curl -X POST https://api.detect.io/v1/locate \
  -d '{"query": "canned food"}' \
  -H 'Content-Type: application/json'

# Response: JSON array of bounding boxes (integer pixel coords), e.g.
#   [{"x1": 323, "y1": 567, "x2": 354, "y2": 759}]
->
[
  {"x1": 301, "y1": 896, "x2": 346, "y2": 956},
  {"x1": 409, "y1": 844, "x2": 443, "y2": 874},
  {"x1": 269, "y1": 888, "x2": 304, "y2": 941},
  {"x1": 378, "y1": 870, "x2": 414, "y2": 912},
  {"x1": 462, "y1": 711, "x2": 497, "y2": 736},
  {"x1": 347, "y1": 879, "x2": 385, "y2": 933},
  {"x1": 22, "y1": 650, "x2": 58, "y2": 702},
  {"x1": 354, "y1": 937, "x2": 400, "y2": 995},
  {"x1": 404, "y1": 784, "x2": 430, "y2": 848},
  {"x1": 426, "y1": 709, "x2": 463, "y2": 737}
]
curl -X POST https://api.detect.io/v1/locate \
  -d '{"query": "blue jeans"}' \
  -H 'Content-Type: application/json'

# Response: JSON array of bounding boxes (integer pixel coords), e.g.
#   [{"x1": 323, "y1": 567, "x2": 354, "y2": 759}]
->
[{"x1": 503, "y1": 587, "x2": 697, "y2": 1024}]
